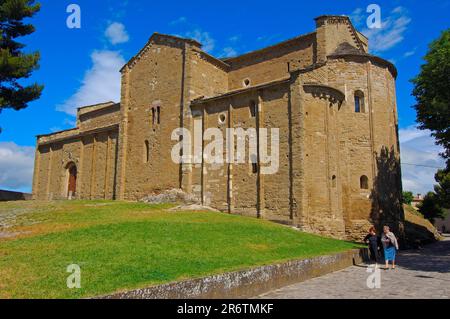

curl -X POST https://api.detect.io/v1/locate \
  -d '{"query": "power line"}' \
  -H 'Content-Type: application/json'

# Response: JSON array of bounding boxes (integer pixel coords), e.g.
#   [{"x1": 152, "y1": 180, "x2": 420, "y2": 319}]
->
[{"x1": 401, "y1": 162, "x2": 444, "y2": 169}]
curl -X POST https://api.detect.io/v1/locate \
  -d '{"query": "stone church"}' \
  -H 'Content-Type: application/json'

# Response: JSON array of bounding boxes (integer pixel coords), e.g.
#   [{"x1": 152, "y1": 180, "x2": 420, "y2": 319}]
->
[{"x1": 32, "y1": 16, "x2": 404, "y2": 240}]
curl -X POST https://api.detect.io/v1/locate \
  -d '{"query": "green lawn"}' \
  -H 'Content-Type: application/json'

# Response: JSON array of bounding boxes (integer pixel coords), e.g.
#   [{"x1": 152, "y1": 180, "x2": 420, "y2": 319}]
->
[{"x1": 0, "y1": 200, "x2": 359, "y2": 298}]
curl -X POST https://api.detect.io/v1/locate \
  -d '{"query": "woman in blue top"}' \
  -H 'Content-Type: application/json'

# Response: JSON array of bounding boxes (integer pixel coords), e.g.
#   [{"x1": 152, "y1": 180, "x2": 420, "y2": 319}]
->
[{"x1": 381, "y1": 225, "x2": 399, "y2": 270}]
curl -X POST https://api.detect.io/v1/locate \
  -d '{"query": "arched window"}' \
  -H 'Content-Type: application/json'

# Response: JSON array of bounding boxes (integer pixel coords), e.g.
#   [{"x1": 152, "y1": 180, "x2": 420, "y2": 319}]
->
[
  {"x1": 144, "y1": 140, "x2": 150, "y2": 163},
  {"x1": 354, "y1": 90, "x2": 365, "y2": 113},
  {"x1": 249, "y1": 100, "x2": 257, "y2": 118},
  {"x1": 360, "y1": 175, "x2": 369, "y2": 189}
]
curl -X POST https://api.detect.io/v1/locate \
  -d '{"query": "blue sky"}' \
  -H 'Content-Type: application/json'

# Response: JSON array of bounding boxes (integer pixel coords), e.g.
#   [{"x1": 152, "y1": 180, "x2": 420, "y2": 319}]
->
[{"x1": 0, "y1": 0, "x2": 448, "y2": 194}]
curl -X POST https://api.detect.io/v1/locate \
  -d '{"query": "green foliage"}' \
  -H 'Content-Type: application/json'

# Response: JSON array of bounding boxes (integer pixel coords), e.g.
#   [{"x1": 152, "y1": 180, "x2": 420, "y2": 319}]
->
[
  {"x1": 411, "y1": 29, "x2": 450, "y2": 210},
  {"x1": 411, "y1": 29, "x2": 450, "y2": 163},
  {"x1": 434, "y1": 168, "x2": 450, "y2": 209},
  {"x1": 0, "y1": 0, "x2": 43, "y2": 114},
  {"x1": 402, "y1": 191, "x2": 414, "y2": 205},
  {"x1": 418, "y1": 192, "x2": 445, "y2": 223}
]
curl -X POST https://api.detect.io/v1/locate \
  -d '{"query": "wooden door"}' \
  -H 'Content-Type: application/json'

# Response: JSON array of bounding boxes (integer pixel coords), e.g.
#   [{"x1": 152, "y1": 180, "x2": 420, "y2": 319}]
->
[{"x1": 68, "y1": 165, "x2": 77, "y2": 196}]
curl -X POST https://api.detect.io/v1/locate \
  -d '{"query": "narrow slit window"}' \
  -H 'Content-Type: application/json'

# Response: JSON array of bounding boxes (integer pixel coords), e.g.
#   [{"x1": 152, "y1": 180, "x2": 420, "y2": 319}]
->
[
  {"x1": 157, "y1": 106, "x2": 161, "y2": 124},
  {"x1": 144, "y1": 140, "x2": 150, "y2": 163},
  {"x1": 355, "y1": 95, "x2": 361, "y2": 113},
  {"x1": 151, "y1": 107, "x2": 156, "y2": 125},
  {"x1": 250, "y1": 100, "x2": 257, "y2": 118},
  {"x1": 354, "y1": 91, "x2": 365, "y2": 113},
  {"x1": 250, "y1": 153, "x2": 258, "y2": 174}
]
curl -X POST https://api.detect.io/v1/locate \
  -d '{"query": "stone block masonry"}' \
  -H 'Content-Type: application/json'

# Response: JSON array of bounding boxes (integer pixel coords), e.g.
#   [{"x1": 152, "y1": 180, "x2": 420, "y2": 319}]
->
[
  {"x1": 98, "y1": 248, "x2": 368, "y2": 299},
  {"x1": 32, "y1": 15, "x2": 404, "y2": 241}
]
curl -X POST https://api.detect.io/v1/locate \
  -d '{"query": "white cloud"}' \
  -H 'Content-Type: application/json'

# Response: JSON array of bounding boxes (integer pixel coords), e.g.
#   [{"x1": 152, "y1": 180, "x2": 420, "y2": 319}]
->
[
  {"x1": 403, "y1": 48, "x2": 416, "y2": 58},
  {"x1": 399, "y1": 126, "x2": 446, "y2": 195},
  {"x1": 105, "y1": 22, "x2": 129, "y2": 45},
  {"x1": 170, "y1": 17, "x2": 187, "y2": 25},
  {"x1": 184, "y1": 29, "x2": 215, "y2": 53},
  {"x1": 256, "y1": 34, "x2": 282, "y2": 43},
  {"x1": 352, "y1": 6, "x2": 411, "y2": 53},
  {"x1": 57, "y1": 50, "x2": 126, "y2": 116},
  {"x1": 0, "y1": 142, "x2": 35, "y2": 192},
  {"x1": 221, "y1": 47, "x2": 237, "y2": 58},
  {"x1": 228, "y1": 35, "x2": 240, "y2": 42},
  {"x1": 170, "y1": 18, "x2": 216, "y2": 54},
  {"x1": 50, "y1": 127, "x2": 62, "y2": 133},
  {"x1": 63, "y1": 118, "x2": 76, "y2": 127},
  {"x1": 350, "y1": 8, "x2": 365, "y2": 26}
]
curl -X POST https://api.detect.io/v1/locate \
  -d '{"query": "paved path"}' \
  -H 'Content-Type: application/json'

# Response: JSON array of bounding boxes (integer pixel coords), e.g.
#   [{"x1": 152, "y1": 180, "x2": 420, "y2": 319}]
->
[{"x1": 258, "y1": 236, "x2": 450, "y2": 299}]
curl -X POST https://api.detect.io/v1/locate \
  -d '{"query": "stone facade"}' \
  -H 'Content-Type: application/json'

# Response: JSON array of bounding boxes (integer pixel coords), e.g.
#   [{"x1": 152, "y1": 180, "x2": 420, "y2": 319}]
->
[{"x1": 32, "y1": 16, "x2": 404, "y2": 240}]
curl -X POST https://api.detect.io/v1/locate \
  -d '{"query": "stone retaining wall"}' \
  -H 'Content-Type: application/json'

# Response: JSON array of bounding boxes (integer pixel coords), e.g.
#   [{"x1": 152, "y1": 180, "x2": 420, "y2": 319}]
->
[{"x1": 98, "y1": 248, "x2": 368, "y2": 299}]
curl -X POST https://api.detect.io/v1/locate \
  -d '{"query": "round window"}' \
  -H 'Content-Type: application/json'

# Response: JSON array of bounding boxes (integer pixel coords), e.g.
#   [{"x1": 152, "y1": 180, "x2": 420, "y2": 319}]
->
[
  {"x1": 218, "y1": 113, "x2": 226, "y2": 124},
  {"x1": 243, "y1": 78, "x2": 251, "y2": 87}
]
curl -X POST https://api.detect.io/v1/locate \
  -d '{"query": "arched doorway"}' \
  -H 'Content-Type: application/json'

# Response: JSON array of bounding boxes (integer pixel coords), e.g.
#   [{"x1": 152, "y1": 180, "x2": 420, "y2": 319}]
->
[{"x1": 66, "y1": 162, "x2": 77, "y2": 199}]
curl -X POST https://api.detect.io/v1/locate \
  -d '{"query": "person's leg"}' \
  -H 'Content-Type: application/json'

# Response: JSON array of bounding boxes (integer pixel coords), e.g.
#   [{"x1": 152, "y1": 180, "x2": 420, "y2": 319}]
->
[
  {"x1": 383, "y1": 249, "x2": 388, "y2": 269},
  {"x1": 372, "y1": 245, "x2": 378, "y2": 264},
  {"x1": 392, "y1": 259, "x2": 396, "y2": 269},
  {"x1": 370, "y1": 248, "x2": 377, "y2": 264}
]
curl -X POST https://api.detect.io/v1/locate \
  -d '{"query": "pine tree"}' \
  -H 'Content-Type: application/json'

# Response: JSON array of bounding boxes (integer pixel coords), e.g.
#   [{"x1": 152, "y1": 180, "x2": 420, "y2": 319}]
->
[{"x1": 0, "y1": 0, "x2": 43, "y2": 118}]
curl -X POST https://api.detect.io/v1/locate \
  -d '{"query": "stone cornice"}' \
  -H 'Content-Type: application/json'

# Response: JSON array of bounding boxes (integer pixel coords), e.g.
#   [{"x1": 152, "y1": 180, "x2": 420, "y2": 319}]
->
[
  {"x1": 191, "y1": 48, "x2": 230, "y2": 71},
  {"x1": 221, "y1": 32, "x2": 316, "y2": 66},
  {"x1": 190, "y1": 76, "x2": 291, "y2": 105},
  {"x1": 327, "y1": 53, "x2": 398, "y2": 78},
  {"x1": 303, "y1": 83, "x2": 346, "y2": 106},
  {"x1": 120, "y1": 33, "x2": 201, "y2": 72},
  {"x1": 314, "y1": 15, "x2": 366, "y2": 52},
  {"x1": 77, "y1": 102, "x2": 118, "y2": 117},
  {"x1": 37, "y1": 124, "x2": 119, "y2": 146}
]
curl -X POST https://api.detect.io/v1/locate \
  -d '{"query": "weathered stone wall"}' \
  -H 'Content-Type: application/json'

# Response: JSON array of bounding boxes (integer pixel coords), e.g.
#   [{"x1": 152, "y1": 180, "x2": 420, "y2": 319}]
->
[
  {"x1": 188, "y1": 49, "x2": 228, "y2": 100},
  {"x1": 294, "y1": 57, "x2": 402, "y2": 240},
  {"x1": 99, "y1": 248, "x2": 368, "y2": 299},
  {"x1": 201, "y1": 99, "x2": 230, "y2": 211},
  {"x1": 83, "y1": 131, "x2": 119, "y2": 199},
  {"x1": 33, "y1": 15, "x2": 403, "y2": 241},
  {"x1": 261, "y1": 85, "x2": 291, "y2": 222},
  {"x1": 33, "y1": 129, "x2": 119, "y2": 201},
  {"x1": 181, "y1": 47, "x2": 229, "y2": 196},
  {"x1": 118, "y1": 39, "x2": 186, "y2": 200},
  {"x1": 300, "y1": 87, "x2": 346, "y2": 238},
  {"x1": 78, "y1": 103, "x2": 121, "y2": 132},
  {"x1": 315, "y1": 15, "x2": 367, "y2": 62},
  {"x1": 226, "y1": 35, "x2": 315, "y2": 90},
  {"x1": 192, "y1": 82, "x2": 292, "y2": 221}
]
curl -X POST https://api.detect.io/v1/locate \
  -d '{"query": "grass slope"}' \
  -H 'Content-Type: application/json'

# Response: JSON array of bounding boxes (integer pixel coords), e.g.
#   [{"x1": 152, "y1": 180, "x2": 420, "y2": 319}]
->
[{"x1": 0, "y1": 200, "x2": 358, "y2": 298}]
